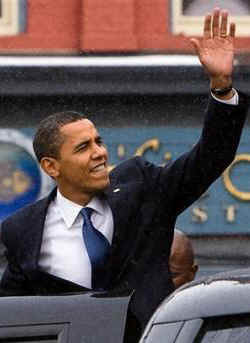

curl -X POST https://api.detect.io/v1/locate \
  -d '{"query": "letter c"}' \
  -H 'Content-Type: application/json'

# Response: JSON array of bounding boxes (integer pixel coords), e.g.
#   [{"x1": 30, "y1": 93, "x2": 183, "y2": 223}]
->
[{"x1": 223, "y1": 154, "x2": 250, "y2": 201}]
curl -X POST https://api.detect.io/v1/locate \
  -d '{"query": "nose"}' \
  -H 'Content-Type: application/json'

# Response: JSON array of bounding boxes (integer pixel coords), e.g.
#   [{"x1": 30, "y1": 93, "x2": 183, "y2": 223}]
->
[{"x1": 91, "y1": 143, "x2": 107, "y2": 159}]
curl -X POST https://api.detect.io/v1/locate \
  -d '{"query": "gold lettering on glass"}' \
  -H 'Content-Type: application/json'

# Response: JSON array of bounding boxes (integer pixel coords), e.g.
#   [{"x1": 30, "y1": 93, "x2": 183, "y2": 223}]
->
[
  {"x1": 134, "y1": 138, "x2": 160, "y2": 157},
  {"x1": 224, "y1": 205, "x2": 238, "y2": 223},
  {"x1": 223, "y1": 154, "x2": 250, "y2": 201},
  {"x1": 117, "y1": 144, "x2": 126, "y2": 158},
  {"x1": 191, "y1": 206, "x2": 208, "y2": 223}
]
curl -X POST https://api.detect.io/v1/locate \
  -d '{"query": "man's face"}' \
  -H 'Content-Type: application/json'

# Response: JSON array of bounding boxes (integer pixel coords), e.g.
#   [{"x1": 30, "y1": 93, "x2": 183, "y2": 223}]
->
[{"x1": 53, "y1": 119, "x2": 110, "y2": 204}]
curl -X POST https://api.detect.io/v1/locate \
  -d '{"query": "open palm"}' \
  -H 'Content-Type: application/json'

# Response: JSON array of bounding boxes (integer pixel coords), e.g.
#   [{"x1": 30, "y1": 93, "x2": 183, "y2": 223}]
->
[{"x1": 191, "y1": 9, "x2": 235, "y2": 81}]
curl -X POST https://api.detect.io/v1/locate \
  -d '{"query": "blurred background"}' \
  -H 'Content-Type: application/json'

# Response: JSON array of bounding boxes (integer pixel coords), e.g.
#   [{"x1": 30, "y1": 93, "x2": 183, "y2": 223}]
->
[{"x1": 0, "y1": 0, "x2": 250, "y2": 277}]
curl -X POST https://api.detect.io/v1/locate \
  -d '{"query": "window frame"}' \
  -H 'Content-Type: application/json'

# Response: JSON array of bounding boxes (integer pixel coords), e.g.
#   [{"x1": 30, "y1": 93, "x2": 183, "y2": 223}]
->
[
  {"x1": 171, "y1": 0, "x2": 250, "y2": 36},
  {"x1": 0, "y1": 0, "x2": 26, "y2": 36}
]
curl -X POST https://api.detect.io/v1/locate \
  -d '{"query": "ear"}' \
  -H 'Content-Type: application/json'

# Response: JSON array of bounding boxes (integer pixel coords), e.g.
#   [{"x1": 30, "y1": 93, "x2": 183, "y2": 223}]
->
[{"x1": 40, "y1": 157, "x2": 60, "y2": 179}]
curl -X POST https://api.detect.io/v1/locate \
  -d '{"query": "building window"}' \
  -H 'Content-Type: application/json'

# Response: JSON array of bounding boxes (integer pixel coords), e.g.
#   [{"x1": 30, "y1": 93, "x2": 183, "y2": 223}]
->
[
  {"x1": 171, "y1": 0, "x2": 250, "y2": 36},
  {"x1": 0, "y1": 0, "x2": 26, "y2": 36}
]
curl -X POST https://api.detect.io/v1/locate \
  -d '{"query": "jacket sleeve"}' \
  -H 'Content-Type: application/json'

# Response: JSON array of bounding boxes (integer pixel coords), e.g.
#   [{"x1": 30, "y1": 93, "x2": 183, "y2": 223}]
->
[{"x1": 136, "y1": 93, "x2": 248, "y2": 217}]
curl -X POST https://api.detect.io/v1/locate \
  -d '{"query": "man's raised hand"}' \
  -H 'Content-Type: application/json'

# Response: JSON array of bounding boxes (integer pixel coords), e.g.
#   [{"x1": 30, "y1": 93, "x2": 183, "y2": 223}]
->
[{"x1": 190, "y1": 8, "x2": 235, "y2": 91}]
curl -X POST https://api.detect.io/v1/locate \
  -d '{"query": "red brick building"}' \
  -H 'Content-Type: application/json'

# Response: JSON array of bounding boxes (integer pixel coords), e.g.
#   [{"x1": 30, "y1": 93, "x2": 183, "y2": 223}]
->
[{"x1": 0, "y1": 0, "x2": 250, "y2": 55}]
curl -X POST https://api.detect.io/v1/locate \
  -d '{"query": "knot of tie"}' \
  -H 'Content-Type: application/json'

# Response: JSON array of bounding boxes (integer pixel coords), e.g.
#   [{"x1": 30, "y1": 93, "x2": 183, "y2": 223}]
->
[{"x1": 81, "y1": 207, "x2": 93, "y2": 222}]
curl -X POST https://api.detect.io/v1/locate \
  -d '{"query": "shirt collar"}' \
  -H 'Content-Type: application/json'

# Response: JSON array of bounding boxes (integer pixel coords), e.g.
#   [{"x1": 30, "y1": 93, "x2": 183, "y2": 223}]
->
[{"x1": 56, "y1": 190, "x2": 105, "y2": 229}]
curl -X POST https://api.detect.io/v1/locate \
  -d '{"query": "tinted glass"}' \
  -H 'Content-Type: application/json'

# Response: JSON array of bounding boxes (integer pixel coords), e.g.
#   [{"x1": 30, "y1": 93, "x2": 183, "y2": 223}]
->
[{"x1": 195, "y1": 314, "x2": 250, "y2": 343}]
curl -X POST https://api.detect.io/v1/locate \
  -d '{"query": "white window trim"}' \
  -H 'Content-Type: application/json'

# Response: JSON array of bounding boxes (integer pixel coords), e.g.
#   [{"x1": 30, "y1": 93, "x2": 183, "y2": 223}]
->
[
  {"x1": 171, "y1": 0, "x2": 250, "y2": 37},
  {"x1": 0, "y1": 0, "x2": 26, "y2": 36}
]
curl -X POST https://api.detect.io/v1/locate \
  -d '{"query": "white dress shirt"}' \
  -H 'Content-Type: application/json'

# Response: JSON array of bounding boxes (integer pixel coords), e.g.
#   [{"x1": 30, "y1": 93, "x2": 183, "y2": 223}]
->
[{"x1": 38, "y1": 190, "x2": 114, "y2": 289}]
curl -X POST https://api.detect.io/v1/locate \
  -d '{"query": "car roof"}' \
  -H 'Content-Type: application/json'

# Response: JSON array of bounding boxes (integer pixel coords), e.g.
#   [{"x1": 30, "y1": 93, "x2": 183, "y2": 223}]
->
[{"x1": 149, "y1": 268, "x2": 250, "y2": 324}]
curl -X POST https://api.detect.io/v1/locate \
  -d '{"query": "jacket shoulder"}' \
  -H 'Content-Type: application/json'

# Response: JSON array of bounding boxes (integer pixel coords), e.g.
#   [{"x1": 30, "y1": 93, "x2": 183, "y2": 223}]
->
[
  {"x1": 110, "y1": 156, "x2": 157, "y2": 179},
  {"x1": 2, "y1": 198, "x2": 44, "y2": 224},
  {"x1": 1, "y1": 196, "x2": 49, "y2": 246}
]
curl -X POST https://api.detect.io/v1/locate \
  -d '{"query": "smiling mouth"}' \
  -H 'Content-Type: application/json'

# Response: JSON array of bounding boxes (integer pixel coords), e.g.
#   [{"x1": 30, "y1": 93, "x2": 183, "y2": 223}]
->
[{"x1": 91, "y1": 163, "x2": 107, "y2": 173}]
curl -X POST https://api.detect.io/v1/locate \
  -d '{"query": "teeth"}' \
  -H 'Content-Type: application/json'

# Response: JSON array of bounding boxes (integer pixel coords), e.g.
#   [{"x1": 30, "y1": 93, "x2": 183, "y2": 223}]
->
[{"x1": 93, "y1": 164, "x2": 105, "y2": 172}]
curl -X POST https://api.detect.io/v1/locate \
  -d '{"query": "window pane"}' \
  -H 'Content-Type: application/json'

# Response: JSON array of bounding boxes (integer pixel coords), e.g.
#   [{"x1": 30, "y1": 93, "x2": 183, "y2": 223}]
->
[
  {"x1": 195, "y1": 314, "x2": 250, "y2": 343},
  {"x1": 182, "y1": 0, "x2": 250, "y2": 16}
]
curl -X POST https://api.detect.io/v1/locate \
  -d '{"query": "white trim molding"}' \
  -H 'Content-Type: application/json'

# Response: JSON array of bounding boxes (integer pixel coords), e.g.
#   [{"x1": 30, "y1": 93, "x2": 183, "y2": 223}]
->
[
  {"x1": 171, "y1": 0, "x2": 250, "y2": 37},
  {"x1": 0, "y1": 0, "x2": 26, "y2": 36},
  {"x1": 0, "y1": 55, "x2": 201, "y2": 67}
]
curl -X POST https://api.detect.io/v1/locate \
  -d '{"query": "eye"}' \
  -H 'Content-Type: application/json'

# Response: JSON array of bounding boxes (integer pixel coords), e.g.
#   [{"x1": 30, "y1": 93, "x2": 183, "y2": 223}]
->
[
  {"x1": 75, "y1": 143, "x2": 88, "y2": 153},
  {"x1": 96, "y1": 138, "x2": 104, "y2": 146}
]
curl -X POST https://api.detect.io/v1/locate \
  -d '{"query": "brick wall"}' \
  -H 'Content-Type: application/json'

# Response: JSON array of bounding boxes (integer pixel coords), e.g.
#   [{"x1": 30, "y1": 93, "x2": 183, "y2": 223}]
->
[{"x1": 0, "y1": 0, "x2": 248, "y2": 54}]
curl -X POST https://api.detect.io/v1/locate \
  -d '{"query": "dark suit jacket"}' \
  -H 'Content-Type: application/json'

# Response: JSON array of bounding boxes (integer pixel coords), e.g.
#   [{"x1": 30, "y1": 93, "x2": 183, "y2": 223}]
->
[{"x1": 0, "y1": 95, "x2": 248, "y2": 329}]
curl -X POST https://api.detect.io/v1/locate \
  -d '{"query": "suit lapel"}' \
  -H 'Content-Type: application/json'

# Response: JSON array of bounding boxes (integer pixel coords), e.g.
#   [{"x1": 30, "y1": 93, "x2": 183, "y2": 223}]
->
[
  {"x1": 103, "y1": 175, "x2": 143, "y2": 285},
  {"x1": 17, "y1": 189, "x2": 56, "y2": 273},
  {"x1": 104, "y1": 179, "x2": 131, "y2": 254}
]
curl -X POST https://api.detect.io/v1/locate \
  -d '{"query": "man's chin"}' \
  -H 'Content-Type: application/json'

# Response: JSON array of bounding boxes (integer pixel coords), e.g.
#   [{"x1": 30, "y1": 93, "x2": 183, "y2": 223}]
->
[
  {"x1": 94, "y1": 177, "x2": 110, "y2": 192},
  {"x1": 102, "y1": 177, "x2": 110, "y2": 190}
]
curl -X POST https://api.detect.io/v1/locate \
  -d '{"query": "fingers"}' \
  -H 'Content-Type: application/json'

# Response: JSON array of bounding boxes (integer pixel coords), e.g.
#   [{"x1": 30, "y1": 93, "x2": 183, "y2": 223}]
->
[
  {"x1": 203, "y1": 13, "x2": 212, "y2": 39},
  {"x1": 220, "y1": 10, "x2": 228, "y2": 37},
  {"x1": 212, "y1": 8, "x2": 220, "y2": 37},
  {"x1": 229, "y1": 22, "x2": 236, "y2": 38},
  {"x1": 204, "y1": 8, "x2": 235, "y2": 39}
]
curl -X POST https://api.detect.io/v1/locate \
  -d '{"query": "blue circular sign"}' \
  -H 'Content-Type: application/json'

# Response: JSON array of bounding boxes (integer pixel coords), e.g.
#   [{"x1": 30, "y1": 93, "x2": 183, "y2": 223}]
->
[{"x1": 0, "y1": 129, "x2": 52, "y2": 221}]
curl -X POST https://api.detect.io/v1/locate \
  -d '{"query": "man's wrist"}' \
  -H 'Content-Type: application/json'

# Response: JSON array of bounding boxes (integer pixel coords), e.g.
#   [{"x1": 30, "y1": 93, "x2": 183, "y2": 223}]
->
[
  {"x1": 211, "y1": 88, "x2": 238, "y2": 105},
  {"x1": 211, "y1": 84, "x2": 234, "y2": 100},
  {"x1": 211, "y1": 84, "x2": 233, "y2": 96},
  {"x1": 210, "y1": 75, "x2": 232, "y2": 89},
  {"x1": 210, "y1": 76, "x2": 234, "y2": 100}
]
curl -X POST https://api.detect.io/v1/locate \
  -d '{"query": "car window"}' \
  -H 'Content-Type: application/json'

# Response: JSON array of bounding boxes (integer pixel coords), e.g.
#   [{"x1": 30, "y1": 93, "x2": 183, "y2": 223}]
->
[
  {"x1": 142, "y1": 322, "x2": 184, "y2": 343},
  {"x1": 194, "y1": 314, "x2": 250, "y2": 343}
]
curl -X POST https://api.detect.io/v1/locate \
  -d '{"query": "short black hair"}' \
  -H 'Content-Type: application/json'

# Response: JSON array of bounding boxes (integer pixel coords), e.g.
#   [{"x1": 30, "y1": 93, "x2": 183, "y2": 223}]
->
[{"x1": 33, "y1": 111, "x2": 85, "y2": 162}]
